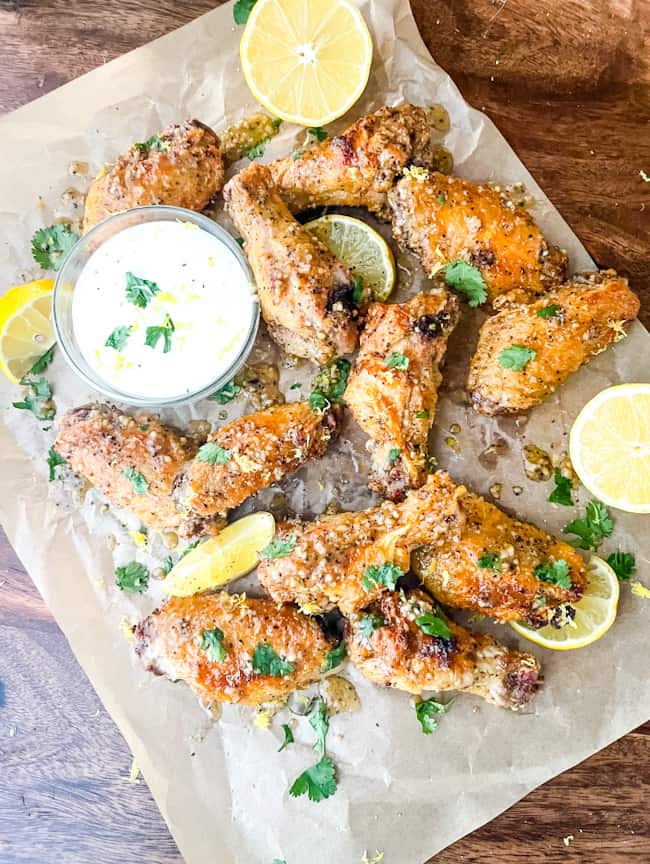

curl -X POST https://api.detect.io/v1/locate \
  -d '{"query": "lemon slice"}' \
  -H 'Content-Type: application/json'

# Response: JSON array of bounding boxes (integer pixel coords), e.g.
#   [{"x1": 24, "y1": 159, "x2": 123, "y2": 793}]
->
[
  {"x1": 0, "y1": 279, "x2": 55, "y2": 383},
  {"x1": 162, "y1": 512, "x2": 275, "y2": 597},
  {"x1": 569, "y1": 383, "x2": 650, "y2": 513},
  {"x1": 511, "y1": 555, "x2": 619, "y2": 651},
  {"x1": 306, "y1": 214, "x2": 396, "y2": 303},
  {"x1": 240, "y1": 0, "x2": 373, "y2": 127}
]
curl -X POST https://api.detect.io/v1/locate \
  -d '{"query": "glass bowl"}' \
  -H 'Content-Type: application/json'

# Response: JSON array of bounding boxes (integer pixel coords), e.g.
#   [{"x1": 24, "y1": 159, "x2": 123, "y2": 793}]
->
[{"x1": 52, "y1": 205, "x2": 259, "y2": 407}]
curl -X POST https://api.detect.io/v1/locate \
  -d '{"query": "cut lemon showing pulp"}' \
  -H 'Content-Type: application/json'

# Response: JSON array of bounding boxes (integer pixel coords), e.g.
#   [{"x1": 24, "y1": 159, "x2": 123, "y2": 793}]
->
[
  {"x1": 0, "y1": 279, "x2": 55, "y2": 383},
  {"x1": 162, "y1": 512, "x2": 275, "y2": 597},
  {"x1": 240, "y1": 0, "x2": 373, "y2": 127},
  {"x1": 306, "y1": 214, "x2": 396, "y2": 302},
  {"x1": 511, "y1": 556, "x2": 619, "y2": 651},
  {"x1": 569, "y1": 383, "x2": 650, "y2": 513}
]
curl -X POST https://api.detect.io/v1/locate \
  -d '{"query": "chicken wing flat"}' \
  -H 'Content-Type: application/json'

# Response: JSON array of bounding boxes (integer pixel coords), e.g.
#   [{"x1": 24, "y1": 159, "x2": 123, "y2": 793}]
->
[
  {"x1": 257, "y1": 471, "x2": 464, "y2": 615},
  {"x1": 388, "y1": 171, "x2": 568, "y2": 303},
  {"x1": 412, "y1": 489, "x2": 588, "y2": 626},
  {"x1": 346, "y1": 589, "x2": 541, "y2": 710},
  {"x1": 344, "y1": 291, "x2": 459, "y2": 501},
  {"x1": 267, "y1": 103, "x2": 434, "y2": 217},
  {"x1": 54, "y1": 404, "x2": 223, "y2": 537},
  {"x1": 467, "y1": 270, "x2": 640, "y2": 415},
  {"x1": 174, "y1": 401, "x2": 341, "y2": 518},
  {"x1": 83, "y1": 120, "x2": 225, "y2": 231},
  {"x1": 135, "y1": 593, "x2": 334, "y2": 707},
  {"x1": 224, "y1": 163, "x2": 359, "y2": 364}
]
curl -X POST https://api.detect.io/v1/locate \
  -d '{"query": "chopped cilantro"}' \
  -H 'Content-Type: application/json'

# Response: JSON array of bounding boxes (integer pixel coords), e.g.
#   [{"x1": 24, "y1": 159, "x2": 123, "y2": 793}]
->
[
  {"x1": 31, "y1": 224, "x2": 79, "y2": 271},
  {"x1": 290, "y1": 382, "x2": 301, "y2": 390},
  {"x1": 388, "y1": 448, "x2": 401, "y2": 465},
  {"x1": 12, "y1": 377, "x2": 54, "y2": 420},
  {"x1": 105, "y1": 325, "x2": 131, "y2": 351},
  {"x1": 122, "y1": 467, "x2": 148, "y2": 495},
  {"x1": 161, "y1": 555, "x2": 174, "y2": 576},
  {"x1": 359, "y1": 613, "x2": 385, "y2": 640},
  {"x1": 233, "y1": 0, "x2": 257, "y2": 25},
  {"x1": 278, "y1": 723, "x2": 294, "y2": 752},
  {"x1": 563, "y1": 500, "x2": 613, "y2": 550},
  {"x1": 352, "y1": 274, "x2": 364, "y2": 304},
  {"x1": 252, "y1": 643, "x2": 295, "y2": 677},
  {"x1": 197, "y1": 442, "x2": 231, "y2": 465},
  {"x1": 498, "y1": 344, "x2": 537, "y2": 371},
  {"x1": 259, "y1": 534, "x2": 297, "y2": 560},
  {"x1": 362, "y1": 561, "x2": 403, "y2": 593},
  {"x1": 537, "y1": 303, "x2": 562, "y2": 319},
  {"x1": 385, "y1": 352, "x2": 409, "y2": 370},
  {"x1": 415, "y1": 697, "x2": 452, "y2": 734},
  {"x1": 309, "y1": 700, "x2": 330, "y2": 759},
  {"x1": 245, "y1": 139, "x2": 268, "y2": 160},
  {"x1": 133, "y1": 135, "x2": 170, "y2": 154},
  {"x1": 415, "y1": 409, "x2": 430, "y2": 420},
  {"x1": 308, "y1": 126, "x2": 328, "y2": 141},
  {"x1": 211, "y1": 380, "x2": 241, "y2": 404},
  {"x1": 145, "y1": 314, "x2": 175, "y2": 353},
  {"x1": 444, "y1": 260, "x2": 487, "y2": 307},
  {"x1": 199, "y1": 627, "x2": 227, "y2": 663},
  {"x1": 415, "y1": 612, "x2": 452, "y2": 641},
  {"x1": 289, "y1": 756, "x2": 337, "y2": 802},
  {"x1": 309, "y1": 358, "x2": 351, "y2": 412},
  {"x1": 548, "y1": 468, "x2": 574, "y2": 506},
  {"x1": 47, "y1": 446, "x2": 67, "y2": 481},
  {"x1": 125, "y1": 272, "x2": 160, "y2": 308},
  {"x1": 534, "y1": 559, "x2": 572, "y2": 589},
  {"x1": 309, "y1": 392, "x2": 330, "y2": 412},
  {"x1": 28, "y1": 345, "x2": 55, "y2": 375},
  {"x1": 478, "y1": 552, "x2": 501, "y2": 572},
  {"x1": 607, "y1": 551, "x2": 636, "y2": 581},
  {"x1": 323, "y1": 641, "x2": 346, "y2": 672},
  {"x1": 235, "y1": 237, "x2": 244, "y2": 247},
  {"x1": 436, "y1": 192, "x2": 446, "y2": 205},
  {"x1": 291, "y1": 150, "x2": 304, "y2": 161},
  {"x1": 115, "y1": 561, "x2": 149, "y2": 593}
]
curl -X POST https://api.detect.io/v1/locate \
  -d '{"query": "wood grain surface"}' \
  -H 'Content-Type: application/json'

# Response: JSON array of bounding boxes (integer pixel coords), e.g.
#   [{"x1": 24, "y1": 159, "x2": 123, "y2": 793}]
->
[{"x1": 1, "y1": 1, "x2": 649, "y2": 862}]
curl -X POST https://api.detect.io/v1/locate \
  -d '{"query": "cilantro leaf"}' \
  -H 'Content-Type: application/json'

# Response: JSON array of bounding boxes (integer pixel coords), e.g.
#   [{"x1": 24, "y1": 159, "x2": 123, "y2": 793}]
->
[
  {"x1": 133, "y1": 135, "x2": 170, "y2": 154},
  {"x1": 563, "y1": 500, "x2": 613, "y2": 550},
  {"x1": 309, "y1": 358, "x2": 351, "y2": 412},
  {"x1": 308, "y1": 126, "x2": 328, "y2": 141},
  {"x1": 105, "y1": 325, "x2": 131, "y2": 351},
  {"x1": 498, "y1": 344, "x2": 537, "y2": 371},
  {"x1": 115, "y1": 561, "x2": 149, "y2": 593},
  {"x1": 245, "y1": 139, "x2": 268, "y2": 160},
  {"x1": 534, "y1": 559, "x2": 572, "y2": 589},
  {"x1": 478, "y1": 552, "x2": 501, "y2": 572},
  {"x1": 122, "y1": 467, "x2": 149, "y2": 495},
  {"x1": 278, "y1": 723, "x2": 294, "y2": 752},
  {"x1": 252, "y1": 643, "x2": 295, "y2": 677},
  {"x1": 415, "y1": 697, "x2": 452, "y2": 734},
  {"x1": 47, "y1": 446, "x2": 67, "y2": 481},
  {"x1": 28, "y1": 345, "x2": 55, "y2": 375},
  {"x1": 537, "y1": 303, "x2": 562, "y2": 319},
  {"x1": 272, "y1": 860, "x2": 287, "y2": 864},
  {"x1": 125, "y1": 272, "x2": 160, "y2": 308},
  {"x1": 415, "y1": 409, "x2": 430, "y2": 420},
  {"x1": 362, "y1": 561, "x2": 403, "y2": 593},
  {"x1": 211, "y1": 380, "x2": 242, "y2": 404},
  {"x1": 31, "y1": 224, "x2": 79, "y2": 271},
  {"x1": 415, "y1": 612, "x2": 452, "y2": 641},
  {"x1": 145, "y1": 314, "x2": 175, "y2": 353},
  {"x1": 444, "y1": 260, "x2": 487, "y2": 307},
  {"x1": 309, "y1": 699, "x2": 329, "y2": 758},
  {"x1": 199, "y1": 627, "x2": 227, "y2": 663},
  {"x1": 323, "y1": 642, "x2": 346, "y2": 673},
  {"x1": 178, "y1": 539, "x2": 200, "y2": 561},
  {"x1": 197, "y1": 442, "x2": 232, "y2": 465},
  {"x1": 388, "y1": 448, "x2": 401, "y2": 466},
  {"x1": 385, "y1": 352, "x2": 409, "y2": 370},
  {"x1": 607, "y1": 551, "x2": 636, "y2": 581},
  {"x1": 359, "y1": 613, "x2": 385, "y2": 640},
  {"x1": 436, "y1": 192, "x2": 446, "y2": 205},
  {"x1": 13, "y1": 376, "x2": 54, "y2": 420},
  {"x1": 292, "y1": 150, "x2": 304, "y2": 161},
  {"x1": 259, "y1": 534, "x2": 297, "y2": 560},
  {"x1": 309, "y1": 392, "x2": 330, "y2": 412},
  {"x1": 548, "y1": 468, "x2": 574, "y2": 506},
  {"x1": 289, "y1": 756, "x2": 337, "y2": 802},
  {"x1": 161, "y1": 555, "x2": 174, "y2": 576},
  {"x1": 233, "y1": 0, "x2": 257, "y2": 25},
  {"x1": 352, "y1": 274, "x2": 364, "y2": 304}
]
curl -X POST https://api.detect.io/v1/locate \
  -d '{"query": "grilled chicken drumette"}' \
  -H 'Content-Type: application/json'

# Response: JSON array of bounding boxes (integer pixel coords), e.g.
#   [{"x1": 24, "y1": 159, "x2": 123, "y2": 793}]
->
[
  {"x1": 224, "y1": 163, "x2": 359, "y2": 364},
  {"x1": 344, "y1": 291, "x2": 460, "y2": 501},
  {"x1": 346, "y1": 589, "x2": 541, "y2": 711},
  {"x1": 467, "y1": 270, "x2": 640, "y2": 415},
  {"x1": 388, "y1": 170, "x2": 568, "y2": 303},
  {"x1": 83, "y1": 120, "x2": 225, "y2": 231}
]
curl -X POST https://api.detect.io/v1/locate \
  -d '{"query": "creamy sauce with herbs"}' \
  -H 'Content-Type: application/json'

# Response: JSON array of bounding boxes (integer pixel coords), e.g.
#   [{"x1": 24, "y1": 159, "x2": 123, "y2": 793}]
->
[{"x1": 72, "y1": 221, "x2": 255, "y2": 399}]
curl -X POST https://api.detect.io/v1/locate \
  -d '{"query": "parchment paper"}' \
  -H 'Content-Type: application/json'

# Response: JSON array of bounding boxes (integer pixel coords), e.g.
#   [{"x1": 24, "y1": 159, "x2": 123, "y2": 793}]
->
[{"x1": 1, "y1": 2, "x2": 649, "y2": 862}]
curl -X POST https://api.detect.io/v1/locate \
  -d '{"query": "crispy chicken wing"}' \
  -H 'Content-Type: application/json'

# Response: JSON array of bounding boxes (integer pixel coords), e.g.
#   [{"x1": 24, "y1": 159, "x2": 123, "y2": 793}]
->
[
  {"x1": 267, "y1": 103, "x2": 434, "y2": 217},
  {"x1": 135, "y1": 594, "x2": 334, "y2": 707},
  {"x1": 344, "y1": 291, "x2": 460, "y2": 501},
  {"x1": 83, "y1": 120, "x2": 225, "y2": 231},
  {"x1": 257, "y1": 471, "x2": 464, "y2": 615},
  {"x1": 224, "y1": 163, "x2": 359, "y2": 363},
  {"x1": 346, "y1": 589, "x2": 541, "y2": 710},
  {"x1": 467, "y1": 270, "x2": 640, "y2": 415},
  {"x1": 388, "y1": 171, "x2": 568, "y2": 303},
  {"x1": 412, "y1": 489, "x2": 588, "y2": 626},
  {"x1": 174, "y1": 401, "x2": 341, "y2": 518},
  {"x1": 54, "y1": 404, "x2": 223, "y2": 537}
]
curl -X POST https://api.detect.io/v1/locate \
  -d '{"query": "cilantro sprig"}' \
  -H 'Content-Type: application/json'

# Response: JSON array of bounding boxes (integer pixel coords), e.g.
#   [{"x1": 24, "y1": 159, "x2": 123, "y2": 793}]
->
[
  {"x1": 133, "y1": 135, "x2": 170, "y2": 154},
  {"x1": 415, "y1": 611, "x2": 452, "y2": 641},
  {"x1": 308, "y1": 127, "x2": 328, "y2": 141},
  {"x1": 289, "y1": 699, "x2": 338, "y2": 803},
  {"x1": 362, "y1": 562, "x2": 403, "y2": 593},
  {"x1": 444, "y1": 260, "x2": 487, "y2": 307},
  {"x1": 199, "y1": 627, "x2": 227, "y2": 663},
  {"x1": 122, "y1": 467, "x2": 149, "y2": 495},
  {"x1": 197, "y1": 442, "x2": 232, "y2": 465},
  {"x1": 415, "y1": 697, "x2": 452, "y2": 734},
  {"x1": 607, "y1": 551, "x2": 636, "y2": 581},
  {"x1": 309, "y1": 358, "x2": 351, "y2": 412},
  {"x1": 534, "y1": 559, "x2": 572, "y2": 589},
  {"x1": 548, "y1": 468, "x2": 574, "y2": 506},
  {"x1": 211, "y1": 380, "x2": 241, "y2": 404},
  {"x1": 115, "y1": 561, "x2": 149, "y2": 593},
  {"x1": 12, "y1": 376, "x2": 54, "y2": 420},
  {"x1": 105, "y1": 325, "x2": 131, "y2": 351},
  {"x1": 47, "y1": 446, "x2": 67, "y2": 481},
  {"x1": 323, "y1": 641, "x2": 347, "y2": 673},
  {"x1": 359, "y1": 612, "x2": 385, "y2": 640},
  {"x1": 31, "y1": 224, "x2": 79, "y2": 271},
  {"x1": 385, "y1": 352, "x2": 409, "y2": 371},
  {"x1": 478, "y1": 552, "x2": 501, "y2": 572},
  {"x1": 498, "y1": 345, "x2": 537, "y2": 371},
  {"x1": 125, "y1": 272, "x2": 160, "y2": 308},
  {"x1": 29, "y1": 345, "x2": 55, "y2": 375},
  {"x1": 145, "y1": 314, "x2": 175, "y2": 353},
  {"x1": 252, "y1": 643, "x2": 295, "y2": 677},
  {"x1": 537, "y1": 304, "x2": 562, "y2": 319},
  {"x1": 563, "y1": 500, "x2": 613, "y2": 550},
  {"x1": 259, "y1": 534, "x2": 297, "y2": 560}
]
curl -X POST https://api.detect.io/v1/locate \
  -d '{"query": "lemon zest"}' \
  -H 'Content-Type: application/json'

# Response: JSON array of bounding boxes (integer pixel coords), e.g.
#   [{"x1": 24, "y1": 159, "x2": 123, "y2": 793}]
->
[
  {"x1": 129, "y1": 530, "x2": 147, "y2": 548},
  {"x1": 402, "y1": 165, "x2": 429, "y2": 182},
  {"x1": 631, "y1": 581, "x2": 650, "y2": 599},
  {"x1": 128, "y1": 757, "x2": 141, "y2": 783}
]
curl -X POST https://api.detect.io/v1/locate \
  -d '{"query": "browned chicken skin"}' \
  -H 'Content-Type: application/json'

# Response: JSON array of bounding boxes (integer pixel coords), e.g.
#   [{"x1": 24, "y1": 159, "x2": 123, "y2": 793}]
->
[
  {"x1": 134, "y1": 594, "x2": 334, "y2": 707},
  {"x1": 224, "y1": 163, "x2": 359, "y2": 364},
  {"x1": 257, "y1": 471, "x2": 464, "y2": 615},
  {"x1": 174, "y1": 401, "x2": 341, "y2": 519},
  {"x1": 346, "y1": 589, "x2": 541, "y2": 711},
  {"x1": 267, "y1": 103, "x2": 435, "y2": 217},
  {"x1": 388, "y1": 171, "x2": 568, "y2": 303},
  {"x1": 412, "y1": 489, "x2": 588, "y2": 626},
  {"x1": 83, "y1": 120, "x2": 225, "y2": 231},
  {"x1": 467, "y1": 270, "x2": 641, "y2": 415},
  {"x1": 344, "y1": 291, "x2": 460, "y2": 501}
]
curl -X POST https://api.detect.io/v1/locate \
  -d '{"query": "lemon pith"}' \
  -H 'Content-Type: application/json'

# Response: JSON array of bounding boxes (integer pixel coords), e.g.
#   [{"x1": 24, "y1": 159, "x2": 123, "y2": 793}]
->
[{"x1": 0, "y1": 279, "x2": 55, "y2": 383}]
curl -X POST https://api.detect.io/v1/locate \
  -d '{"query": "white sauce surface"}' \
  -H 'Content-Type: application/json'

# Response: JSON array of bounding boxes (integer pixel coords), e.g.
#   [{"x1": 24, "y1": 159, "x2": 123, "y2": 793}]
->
[{"x1": 72, "y1": 221, "x2": 255, "y2": 399}]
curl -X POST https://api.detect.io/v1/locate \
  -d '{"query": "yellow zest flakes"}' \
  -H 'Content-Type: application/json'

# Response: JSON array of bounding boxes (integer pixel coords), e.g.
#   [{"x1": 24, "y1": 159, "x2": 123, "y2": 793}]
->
[
  {"x1": 129, "y1": 530, "x2": 147, "y2": 547},
  {"x1": 253, "y1": 709, "x2": 272, "y2": 729},
  {"x1": 233, "y1": 453, "x2": 262, "y2": 473},
  {"x1": 155, "y1": 291, "x2": 178, "y2": 304},
  {"x1": 607, "y1": 319, "x2": 627, "y2": 341},
  {"x1": 362, "y1": 852, "x2": 384, "y2": 864},
  {"x1": 128, "y1": 757, "x2": 141, "y2": 784},
  {"x1": 403, "y1": 165, "x2": 429, "y2": 182},
  {"x1": 115, "y1": 354, "x2": 126, "y2": 371},
  {"x1": 207, "y1": 255, "x2": 215, "y2": 268},
  {"x1": 228, "y1": 592, "x2": 248, "y2": 610},
  {"x1": 428, "y1": 245, "x2": 448, "y2": 278},
  {"x1": 300, "y1": 602, "x2": 322, "y2": 615},
  {"x1": 95, "y1": 164, "x2": 111, "y2": 180},
  {"x1": 120, "y1": 617, "x2": 136, "y2": 642},
  {"x1": 631, "y1": 581, "x2": 650, "y2": 599}
]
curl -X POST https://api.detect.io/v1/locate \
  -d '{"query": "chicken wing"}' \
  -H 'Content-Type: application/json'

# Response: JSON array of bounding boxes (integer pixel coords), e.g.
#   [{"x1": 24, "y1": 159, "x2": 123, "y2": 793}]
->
[
  {"x1": 224, "y1": 163, "x2": 359, "y2": 364},
  {"x1": 135, "y1": 593, "x2": 334, "y2": 707},
  {"x1": 174, "y1": 401, "x2": 341, "y2": 518},
  {"x1": 83, "y1": 119, "x2": 225, "y2": 231},
  {"x1": 388, "y1": 171, "x2": 568, "y2": 303},
  {"x1": 344, "y1": 291, "x2": 460, "y2": 501},
  {"x1": 54, "y1": 404, "x2": 223, "y2": 537},
  {"x1": 346, "y1": 589, "x2": 541, "y2": 710},
  {"x1": 267, "y1": 103, "x2": 434, "y2": 217},
  {"x1": 467, "y1": 270, "x2": 640, "y2": 415},
  {"x1": 257, "y1": 471, "x2": 464, "y2": 615},
  {"x1": 412, "y1": 489, "x2": 588, "y2": 626}
]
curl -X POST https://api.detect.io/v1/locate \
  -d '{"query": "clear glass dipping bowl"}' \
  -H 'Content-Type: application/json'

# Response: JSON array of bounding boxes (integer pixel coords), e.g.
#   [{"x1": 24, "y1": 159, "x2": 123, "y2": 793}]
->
[{"x1": 52, "y1": 206, "x2": 259, "y2": 407}]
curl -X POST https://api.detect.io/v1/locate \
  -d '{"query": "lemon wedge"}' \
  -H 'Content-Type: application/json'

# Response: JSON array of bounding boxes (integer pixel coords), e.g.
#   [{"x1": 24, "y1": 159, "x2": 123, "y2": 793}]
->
[
  {"x1": 306, "y1": 214, "x2": 396, "y2": 303},
  {"x1": 0, "y1": 279, "x2": 55, "y2": 383},
  {"x1": 511, "y1": 555, "x2": 619, "y2": 650},
  {"x1": 161, "y1": 512, "x2": 275, "y2": 597},
  {"x1": 569, "y1": 383, "x2": 650, "y2": 513},
  {"x1": 240, "y1": 0, "x2": 373, "y2": 127}
]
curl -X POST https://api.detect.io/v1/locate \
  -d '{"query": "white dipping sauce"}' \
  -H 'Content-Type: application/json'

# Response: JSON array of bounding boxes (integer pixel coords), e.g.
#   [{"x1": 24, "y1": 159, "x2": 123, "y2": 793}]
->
[{"x1": 72, "y1": 221, "x2": 255, "y2": 400}]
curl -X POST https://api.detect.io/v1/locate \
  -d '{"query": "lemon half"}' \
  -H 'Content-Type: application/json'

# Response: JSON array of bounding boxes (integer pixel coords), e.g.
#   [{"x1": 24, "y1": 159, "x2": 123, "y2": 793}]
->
[{"x1": 0, "y1": 279, "x2": 55, "y2": 383}]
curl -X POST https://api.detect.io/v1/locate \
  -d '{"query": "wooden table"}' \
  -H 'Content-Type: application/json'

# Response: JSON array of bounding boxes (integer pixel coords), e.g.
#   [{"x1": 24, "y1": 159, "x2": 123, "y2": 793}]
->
[{"x1": 1, "y1": 2, "x2": 649, "y2": 862}]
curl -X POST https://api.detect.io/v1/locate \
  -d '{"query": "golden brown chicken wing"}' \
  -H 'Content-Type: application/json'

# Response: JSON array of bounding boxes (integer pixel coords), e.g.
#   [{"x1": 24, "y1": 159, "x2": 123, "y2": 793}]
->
[
  {"x1": 467, "y1": 270, "x2": 640, "y2": 415},
  {"x1": 83, "y1": 120, "x2": 225, "y2": 231},
  {"x1": 412, "y1": 489, "x2": 588, "y2": 626},
  {"x1": 54, "y1": 404, "x2": 223, "y2": 537},
  {"x1": 267, "y1": 103, "x2": 434, "y2": 217},
  {"x1": 224, "y1": 163, "x2": 359, "y2": 364},
  {"x1": 135, "y1": 593, "x2": 334, "y2": 707},
  {"x1": 174, "y1": 401, "x2": 341, "y2": 519},
  {"x1": 388, "y1": 170, "x2": 568, "y2": 303},
  {"x1": 257, "y1": 471, "x2": 464, "y2": 615},
  {"x1": 344, "y1": 291, "x2": 459, "y2": 501},
  {"x1": 346, "y1": 589, "x2": 541, "y2": 710}
]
